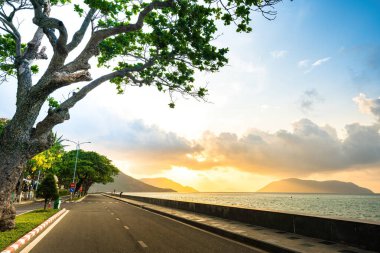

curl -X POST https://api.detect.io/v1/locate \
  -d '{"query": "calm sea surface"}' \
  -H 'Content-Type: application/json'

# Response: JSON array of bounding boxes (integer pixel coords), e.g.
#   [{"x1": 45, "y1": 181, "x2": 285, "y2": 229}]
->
[{"x1": 123, "y1": 192, "x2": 380, "y2": 223}]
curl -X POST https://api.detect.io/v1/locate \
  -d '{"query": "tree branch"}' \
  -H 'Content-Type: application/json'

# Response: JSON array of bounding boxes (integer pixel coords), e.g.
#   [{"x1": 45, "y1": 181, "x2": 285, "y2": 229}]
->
[
  {"x1": 23, "y1": 28, "x2": 46, "y2": 61},
  {"x1": 30, "y1": 0, "x2": 68, "y2": 70},
  {"x1": 31, "y1": 59, "x2": 155, "y2": 141},
  {"x1": 67, "y1": 8, "x2": 96, "y2": 52},
  {"x1": 64, "y1": 0, "x2": 173, "y2": 73},
  {"x1": 0, "y1": 15, "x2": 21, "y2": 56},
  {"x1": 60, "y1": 60, "x2": 155, "y2": 110}
]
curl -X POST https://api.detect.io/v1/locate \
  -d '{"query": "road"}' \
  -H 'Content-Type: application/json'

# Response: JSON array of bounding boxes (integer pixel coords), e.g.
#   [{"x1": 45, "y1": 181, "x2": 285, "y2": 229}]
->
[
  {"x1": 28, "y1": 194, "x2": 265, "y2": 253},
  {"x1": 15, "y1": 196, "x2": 71, "y2": 215},
  {"x1": 15, "y1": 201, "x2": 45, "y2": 215}
]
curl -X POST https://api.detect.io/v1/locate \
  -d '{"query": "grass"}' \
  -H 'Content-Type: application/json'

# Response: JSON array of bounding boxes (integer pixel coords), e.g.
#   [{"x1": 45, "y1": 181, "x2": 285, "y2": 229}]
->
[{"x1": 0, "y1": 209, "x2": 59, "y2": 250}]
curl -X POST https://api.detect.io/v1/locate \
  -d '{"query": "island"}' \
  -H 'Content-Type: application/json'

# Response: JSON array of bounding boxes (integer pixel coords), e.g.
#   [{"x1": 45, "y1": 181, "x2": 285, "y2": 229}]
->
[{"x1": 257, "y1": 178, "x2": 374, "y2": 194}]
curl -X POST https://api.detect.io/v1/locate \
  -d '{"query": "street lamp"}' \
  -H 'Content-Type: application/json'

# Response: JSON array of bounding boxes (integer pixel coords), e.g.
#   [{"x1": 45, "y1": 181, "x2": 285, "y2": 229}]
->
[{"x1": 64, "y1": 140, "x2": 91, "y2": 198}]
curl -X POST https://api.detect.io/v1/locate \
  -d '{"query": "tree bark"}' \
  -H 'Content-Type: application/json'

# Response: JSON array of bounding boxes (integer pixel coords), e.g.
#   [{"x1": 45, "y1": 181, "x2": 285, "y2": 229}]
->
[
  {"x1": 0, "y1": 114, "x2": 53, "y2": 230},
  {"x1": 0, "y1": 141, "x2": 27, "y2": 231}
]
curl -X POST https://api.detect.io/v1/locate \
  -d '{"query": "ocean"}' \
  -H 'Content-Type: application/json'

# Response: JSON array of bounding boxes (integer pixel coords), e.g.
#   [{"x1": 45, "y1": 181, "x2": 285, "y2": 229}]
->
[{"x1": 123, "y1": 192, "x2": 380, "y2": 223}]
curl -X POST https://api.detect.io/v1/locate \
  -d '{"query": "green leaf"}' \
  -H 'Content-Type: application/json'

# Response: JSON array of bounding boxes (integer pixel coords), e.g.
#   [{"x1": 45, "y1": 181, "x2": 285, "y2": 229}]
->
[
  {"x1": 47, "y1": 97, "x2": 60, "y2": 109},
  {"x1": 31, "y1": 65, "x2": 39, "y2": 74}
]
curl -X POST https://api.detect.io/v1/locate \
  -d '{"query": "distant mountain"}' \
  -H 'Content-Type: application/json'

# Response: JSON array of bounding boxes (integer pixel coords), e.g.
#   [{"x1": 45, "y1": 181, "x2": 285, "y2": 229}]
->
[
  {"x1": 257, "y1": 178, "x2": 374, "y2": 194},
  {"x1": 89, "y1": 172, "x2": 175, "y2": 193},
  {"x1": 140, "y1": 177, "x2": 198, "y2": 193}
]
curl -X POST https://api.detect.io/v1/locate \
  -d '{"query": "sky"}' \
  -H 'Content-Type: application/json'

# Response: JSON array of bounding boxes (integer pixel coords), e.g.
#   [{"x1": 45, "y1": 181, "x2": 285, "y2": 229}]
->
[{"x1": 1, "y1": 0, "x2": 380, "y2": 192}]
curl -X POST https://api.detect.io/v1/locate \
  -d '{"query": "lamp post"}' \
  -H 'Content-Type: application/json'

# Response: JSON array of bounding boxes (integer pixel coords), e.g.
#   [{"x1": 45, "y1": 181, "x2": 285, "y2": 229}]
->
[{"x1": 64, "y1": 140, "x2": 91, "y2": 199}]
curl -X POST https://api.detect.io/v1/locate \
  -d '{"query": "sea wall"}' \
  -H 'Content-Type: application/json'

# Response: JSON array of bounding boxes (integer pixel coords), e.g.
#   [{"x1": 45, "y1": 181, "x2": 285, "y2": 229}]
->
[{"x1": 117, "y1": 194, "x2": 380, "y2": 251}]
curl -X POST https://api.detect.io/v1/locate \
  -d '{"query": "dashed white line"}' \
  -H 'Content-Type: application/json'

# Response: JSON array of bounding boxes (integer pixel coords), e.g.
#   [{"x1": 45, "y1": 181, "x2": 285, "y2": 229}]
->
[
  {"x1": 124, "y1": 225, "x2": 129, "y2": 230},
  {"x1": 138, "y1": 241, "x2": 148, "y2": 248},
  {"x1": 116, "y1": 218, "x2": 120, "y2": 221}
]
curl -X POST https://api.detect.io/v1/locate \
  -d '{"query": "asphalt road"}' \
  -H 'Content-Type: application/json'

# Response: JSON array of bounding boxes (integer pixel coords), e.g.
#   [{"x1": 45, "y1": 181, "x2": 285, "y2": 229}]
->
[
  {"x1": 15, "y1": 196, "x2": 71, "y2": 215},
  {"x1": 15, "y1": 201, "x2": 45, "y2": 215},
  {"x1": 28, "y1": 194, "x2": 265, "y2": 253}
]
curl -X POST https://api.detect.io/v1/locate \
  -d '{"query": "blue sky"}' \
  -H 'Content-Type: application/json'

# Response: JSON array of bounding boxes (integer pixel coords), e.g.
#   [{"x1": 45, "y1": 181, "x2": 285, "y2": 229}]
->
[{"x1": 1, "y1": 0, "x2": 380, "y2": 191}]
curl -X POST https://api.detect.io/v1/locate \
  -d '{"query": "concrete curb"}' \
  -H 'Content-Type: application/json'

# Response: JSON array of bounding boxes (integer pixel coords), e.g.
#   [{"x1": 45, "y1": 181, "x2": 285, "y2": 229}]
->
[
  {"x1": 1, "y1": 208, "x2": 67, "y2": 253},
  {"x1": 102, "y1": 194, "x2": 297, "y2": 253},
  {"x1": 75, "y1": 195, "x2": 87, "y2": 203},
  {"x1": 63, "y1": 195, "x2": 87, "y2": 203}
]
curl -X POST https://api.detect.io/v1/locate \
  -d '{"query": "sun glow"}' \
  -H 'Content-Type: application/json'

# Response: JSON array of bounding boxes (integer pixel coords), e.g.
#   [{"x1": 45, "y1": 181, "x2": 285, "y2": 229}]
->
[
  {"x1": 159, "y1": 166, "x2": 276, "y2": 192},
  {"x1": 161, "y1": 166, "x2": 199, "y2": 186}
]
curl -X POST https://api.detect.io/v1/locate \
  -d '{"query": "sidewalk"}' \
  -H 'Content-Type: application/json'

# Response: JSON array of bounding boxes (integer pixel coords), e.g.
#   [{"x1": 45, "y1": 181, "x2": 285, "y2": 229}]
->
[{"x1": 103, "y1": 194, "x2": 375, "y2": 253}]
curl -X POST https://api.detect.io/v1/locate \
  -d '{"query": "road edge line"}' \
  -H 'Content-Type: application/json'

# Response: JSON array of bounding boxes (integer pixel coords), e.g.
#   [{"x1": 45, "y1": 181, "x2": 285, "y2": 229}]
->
[
  {"x1": 1, "y1": 208, "x2": 67, "y2": 253},
  {"x1": 19, "y1": 209, "x2": 69, "y2": 253}
]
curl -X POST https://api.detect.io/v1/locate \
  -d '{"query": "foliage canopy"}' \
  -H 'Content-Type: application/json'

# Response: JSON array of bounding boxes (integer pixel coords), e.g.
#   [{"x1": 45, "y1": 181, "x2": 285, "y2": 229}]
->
[{"x1": 56, "y1": 150, "x2": 119, "y2": 194}]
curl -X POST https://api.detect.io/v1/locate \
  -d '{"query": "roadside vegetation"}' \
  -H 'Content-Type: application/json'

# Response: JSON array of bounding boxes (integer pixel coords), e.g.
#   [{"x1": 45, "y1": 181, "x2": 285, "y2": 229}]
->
[
  {"x1": 0, "y1": 119, "x2": 119, "y2": 205},
  {"x1": 0, "y1": 209, "x2": 59, "y2": 250}
]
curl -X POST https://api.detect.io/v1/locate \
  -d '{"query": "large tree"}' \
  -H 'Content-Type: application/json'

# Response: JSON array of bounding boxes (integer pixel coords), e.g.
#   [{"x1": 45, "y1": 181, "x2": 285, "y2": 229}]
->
[
  {"x1": 56, "y1": 150, "x2": 119, "y2": 195},
  {"x1": 0, "y1": 0, "x2": 281, "y2": 230}
]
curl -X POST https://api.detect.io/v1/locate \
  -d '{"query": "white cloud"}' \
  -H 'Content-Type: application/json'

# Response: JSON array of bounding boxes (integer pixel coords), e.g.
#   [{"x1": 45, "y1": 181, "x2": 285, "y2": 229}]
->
[
  {"x1": 298, "y1": 59, "x2": 309, "y2": 68},
  {"x1": 271, "y1": 50, "x2": 288, "y2": 59},
  {"x1": 353, "y1": 93, "x2": 380, "y2": 121},
  {"x1": 312, "y1": 57, "x2": 331, "y2": 66},
  {"x1": 299, "y1": 57, "x2": 331, "y2": 73}
]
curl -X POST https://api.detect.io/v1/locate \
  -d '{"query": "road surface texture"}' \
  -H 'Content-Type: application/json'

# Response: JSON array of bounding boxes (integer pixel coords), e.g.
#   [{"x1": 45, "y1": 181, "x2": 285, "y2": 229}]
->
[
  {"x1": 15, "y1": 196, "x2": 71, "y2": 215},
  {"x1": 28, "y1": 194, "x2": 266, "y2": 253},
  {"x1": 15, "y1": 201, "x2": 45, "y2": 215}
]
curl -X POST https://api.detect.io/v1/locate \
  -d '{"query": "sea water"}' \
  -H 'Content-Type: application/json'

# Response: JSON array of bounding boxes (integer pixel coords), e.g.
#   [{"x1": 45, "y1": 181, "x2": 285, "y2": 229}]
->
[{"x1": 123, "y1": 192, "x2": 380, "y2": 223}]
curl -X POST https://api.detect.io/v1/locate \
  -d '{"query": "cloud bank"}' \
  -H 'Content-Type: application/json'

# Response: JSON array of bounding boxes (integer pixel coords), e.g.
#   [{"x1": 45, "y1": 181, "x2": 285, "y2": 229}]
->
[
  {"x1": 194, "y1": 119, "x2": 380, "y2": 176},
  {"x1": 95, "y1": 115, "x2": 380, "y2": 178}
]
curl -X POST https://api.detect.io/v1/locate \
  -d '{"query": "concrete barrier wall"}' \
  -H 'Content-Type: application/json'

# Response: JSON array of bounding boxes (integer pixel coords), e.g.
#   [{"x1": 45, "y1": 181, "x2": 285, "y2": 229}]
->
[{"x1": 118, "y1": 194, "x2": 380, "y2": 251}]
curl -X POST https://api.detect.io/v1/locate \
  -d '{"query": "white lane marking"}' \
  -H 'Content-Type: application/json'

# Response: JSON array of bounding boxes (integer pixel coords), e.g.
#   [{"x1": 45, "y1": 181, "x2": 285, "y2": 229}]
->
[
  {"x1": 138, "y1": 241, "x2": 148, "y2": 248},
  {"x1": 20, "y1": 210, "x2": 70, "y2": 253},
  {"x1": 116, "y1": 218, "x2": 120, "y2": 221},
  {"x1": 101, "y1": 193, "x2": 266, "y2": 252},
  {"x1": 124, "y1": 225, "x2": 129, "y2": 230}
]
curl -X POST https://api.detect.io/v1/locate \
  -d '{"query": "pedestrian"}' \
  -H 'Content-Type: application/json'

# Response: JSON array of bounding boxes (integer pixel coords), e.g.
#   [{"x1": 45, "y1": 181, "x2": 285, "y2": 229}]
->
[{"x1": 119, "y1": 192, "x2": 123, "y2": 198}]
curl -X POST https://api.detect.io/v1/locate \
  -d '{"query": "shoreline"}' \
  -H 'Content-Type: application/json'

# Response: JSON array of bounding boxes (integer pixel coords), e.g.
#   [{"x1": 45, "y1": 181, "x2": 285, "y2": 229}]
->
[{"x1": 118, "y1": 192, "x2": 380, "y2": 223}]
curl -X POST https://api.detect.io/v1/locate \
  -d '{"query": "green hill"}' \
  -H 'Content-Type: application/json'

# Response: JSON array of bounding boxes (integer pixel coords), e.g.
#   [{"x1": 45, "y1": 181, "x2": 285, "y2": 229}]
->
[
  {"x1": 140, "y1": 178, "x2": 198, "y2": 192},
  {"x1": 89, "y1": 172, "x2": 175, "y2": 193}
]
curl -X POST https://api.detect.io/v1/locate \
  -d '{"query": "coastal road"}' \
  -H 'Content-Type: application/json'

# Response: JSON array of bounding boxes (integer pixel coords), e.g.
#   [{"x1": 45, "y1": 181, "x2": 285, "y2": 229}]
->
[{"x1": 28, "y1": 194, "x2": 266, "y2": 253}]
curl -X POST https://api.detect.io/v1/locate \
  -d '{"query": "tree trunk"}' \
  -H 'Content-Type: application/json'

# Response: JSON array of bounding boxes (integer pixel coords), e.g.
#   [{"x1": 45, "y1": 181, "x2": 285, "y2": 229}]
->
[
  {"x1": 0, "y1": 146, "x2": 27, "y2": 231},
  {"x1": 0, "y1": 117, "x2": 52, "y2": 230}
]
